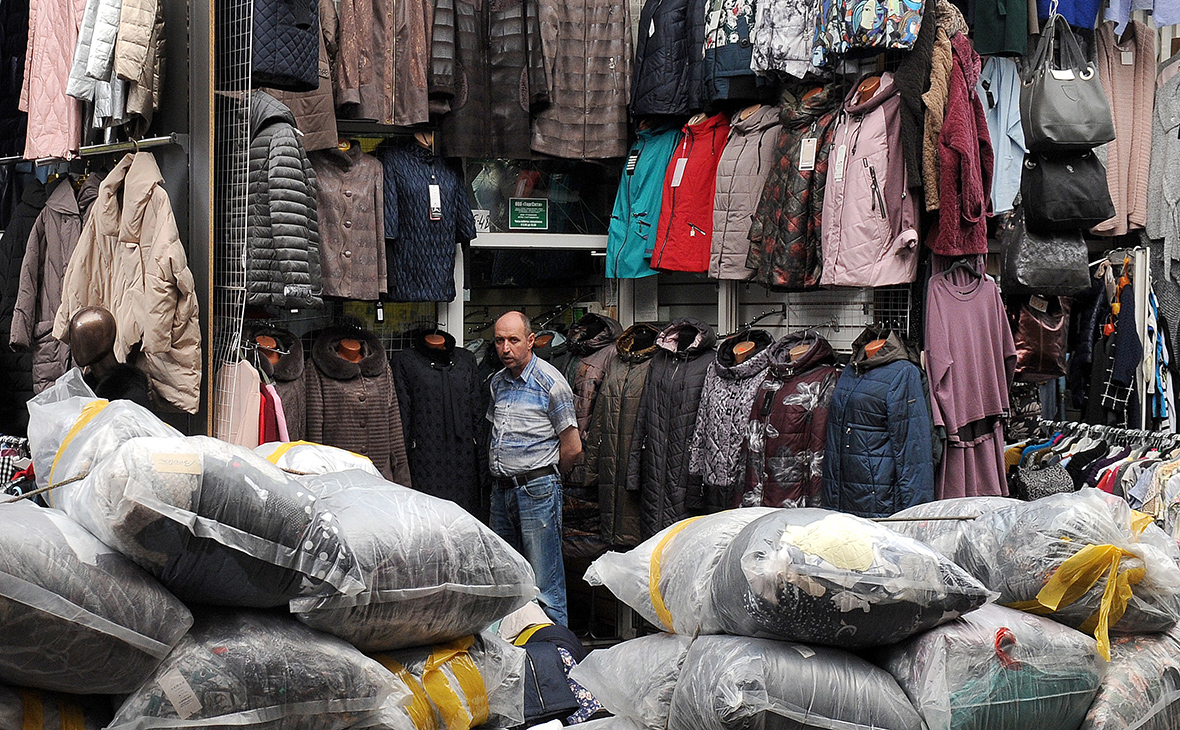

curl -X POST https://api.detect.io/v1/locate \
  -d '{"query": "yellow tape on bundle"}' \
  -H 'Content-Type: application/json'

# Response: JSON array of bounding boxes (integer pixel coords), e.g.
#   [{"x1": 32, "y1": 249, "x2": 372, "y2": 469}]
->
[
  {"x1": 19, "y1": 689, "x2": 42, "y2": 730},
  {"x1": 263, "y1": 440, "x2": 372, "y2": 467},
  {"x1": 648, "y1": 516, "x2": 703, "y2": 632},
  {"x1": 422, "y1": 636, "x2": 489, "y2": 730},
  {"x1": 60, "y1": 701, "x2": 85, "y2": 730},
  {"x1": 48, "y1": 399, "x2": 110, "y2": 499},
  {"x1": 1005, "y1": 543, "x2": 1144, "y2": 660},
  {"x1": 373, "y1": 654, "x2": 438, "y2": 730}
]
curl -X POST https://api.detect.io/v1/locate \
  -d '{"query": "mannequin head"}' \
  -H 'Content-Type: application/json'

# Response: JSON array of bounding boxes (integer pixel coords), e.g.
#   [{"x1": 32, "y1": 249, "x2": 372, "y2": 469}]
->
[{"x1": 68, "y1": 307, "x2": 117, "y2": 367}]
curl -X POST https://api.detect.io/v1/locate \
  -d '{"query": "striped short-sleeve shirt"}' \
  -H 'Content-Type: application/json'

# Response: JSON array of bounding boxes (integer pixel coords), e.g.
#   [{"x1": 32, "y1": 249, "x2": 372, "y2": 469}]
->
[{"x1": 486, "y1": 354, "x2": 577, "y2": 478}]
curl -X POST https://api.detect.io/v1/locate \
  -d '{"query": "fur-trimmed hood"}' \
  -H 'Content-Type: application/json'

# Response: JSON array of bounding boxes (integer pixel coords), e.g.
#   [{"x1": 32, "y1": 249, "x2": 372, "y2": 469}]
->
[
  {"x1": 311, "y1": 326, "x2": 386, "y2": 380},
  {"x1": 245, "y1": 324, "x2": 304, "y2": 383}
]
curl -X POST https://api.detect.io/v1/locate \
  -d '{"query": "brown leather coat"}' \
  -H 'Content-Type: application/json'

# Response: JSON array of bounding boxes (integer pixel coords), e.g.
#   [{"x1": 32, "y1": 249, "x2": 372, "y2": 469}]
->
[{"x1": 262, "y1": 0, "x2": 340, "y2": 151}]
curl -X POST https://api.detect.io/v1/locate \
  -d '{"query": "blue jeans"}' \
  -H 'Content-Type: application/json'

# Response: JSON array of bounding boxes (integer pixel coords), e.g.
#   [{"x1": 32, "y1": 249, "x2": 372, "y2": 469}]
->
[{"x1": 490, "y1": 473, "x2": 568, "y2": 626}]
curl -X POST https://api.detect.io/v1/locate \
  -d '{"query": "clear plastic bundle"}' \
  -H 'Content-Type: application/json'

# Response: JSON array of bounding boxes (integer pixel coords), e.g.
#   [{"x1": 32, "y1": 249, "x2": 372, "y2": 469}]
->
[
  {"x1": 52, "y1": 435, "x2": 365, "y2": 607},
  {"x1": 886, "y1": 497, "x2": 1021, "y2": 564},
  {"x1": 254, "y1": 442, "x2": 382, "y2": 477},
  {"x1": 881, "y1": 603, "x2": 1105, "y2": 730},
  {"x1": 108, "y1": 611, "x2": 402, "y2": 730},
  {"x1": 0, "y1": 683, "x2": 113, "y2": 730},
  {"x1": 358, "y1": 632, "x2": 526, "y2": 730},
  {"x1": 959, "y1": 489, "x2": 1180, "y2": 658},
  {"x1": 575, "y1": 718, "x2": 647, "y2": 730},
  {"x1": 709, "y1": 509, "x2": 993, "y2": 647},
  {"x1": 0, "y1": 501, "x2": 191, "y2": 694},
  {"x1": 569, "y1": 634, "x2": 692, "y2": 730},
  {"x1": 292, "y1": 470, "x2": 536, "y2": 650},
  {"x1": 583, "y1": 509, "x2": 776, "y2": 635},
  {"x1": 667, "y1": 635, "x2": 924, "y2": 730},
  {"x1": 1080, "y1": 626, "x2": 1180, "y2": 730}
]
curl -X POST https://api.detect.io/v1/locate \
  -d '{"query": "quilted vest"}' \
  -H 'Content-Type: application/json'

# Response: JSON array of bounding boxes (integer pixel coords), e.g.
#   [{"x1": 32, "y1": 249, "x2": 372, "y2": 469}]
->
[{"x1": 252, "y1": 0, "x2": 320, "y2": 92}]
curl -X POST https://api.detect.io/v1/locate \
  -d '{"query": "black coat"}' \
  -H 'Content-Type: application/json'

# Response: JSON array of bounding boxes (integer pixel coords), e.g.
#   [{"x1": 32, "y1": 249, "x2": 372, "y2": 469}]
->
[
  {"x1": 630, "y1": 0, "x2": 707, "y2": 116},
  {"x1": 0, "y1": 180, "x2": 42, "y2": 435},
  {"x1": 0, "y1": 0, "x2": 27, "y2": 158},
  {"x1": 251, "y1": 0, "x2": 321, "y2": 92},
  {"x1": 391, "y1": 329, "x2": 487, "y2": 518},
  {"x1": 627, "y1": 318, "x2": 717, "y2": 538}
]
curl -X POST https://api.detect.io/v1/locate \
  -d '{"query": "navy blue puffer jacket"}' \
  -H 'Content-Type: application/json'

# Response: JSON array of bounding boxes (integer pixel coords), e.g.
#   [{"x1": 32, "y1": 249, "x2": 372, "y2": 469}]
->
[
  {"x1": 630, "y1": 0, "x2": 707, "y2": 115},
  {"x1": 252, "y1": 0, "x2": 320, "y2": 92},
  {"x1": 822, "y1": 332, "x2": 933, "y2": 518}
]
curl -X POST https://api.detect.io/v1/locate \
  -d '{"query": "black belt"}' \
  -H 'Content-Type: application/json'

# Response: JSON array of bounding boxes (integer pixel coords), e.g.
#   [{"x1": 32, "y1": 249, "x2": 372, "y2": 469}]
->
[{"x1": 495, "y1": 464, "x2": 559, "y2": 489}]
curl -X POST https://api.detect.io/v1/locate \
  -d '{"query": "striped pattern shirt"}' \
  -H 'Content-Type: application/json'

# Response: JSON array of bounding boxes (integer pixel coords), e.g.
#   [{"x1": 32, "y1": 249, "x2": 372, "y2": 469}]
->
[{"x1": 487, "y1": 354, "x2": 577, "y2": 478}]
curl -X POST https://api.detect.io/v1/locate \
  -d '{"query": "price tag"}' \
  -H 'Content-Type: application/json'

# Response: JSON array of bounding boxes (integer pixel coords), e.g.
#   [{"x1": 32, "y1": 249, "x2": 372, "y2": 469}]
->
[
  {"x1": 670, "y1": 157, "x2": 688, "y2": 187},
  {"x1": 472, "y1": 209, "x2": 491, "y2": 233},
  {"x1": 1029, "y1": 294, "x2": 1050, "y2": 313},
  {"x1": 428, "y1": 184, "x2": 442, "y2": 221},
  {"x1": 375, "y1": 303, "x2": 385, "y2": 322},
  {"x1": 1122, "y1": 51, "x2": 1134, "y2": 66},
  {"x1": 832, "y1": 144, "x2": 847, "y2": 182},
  {"x1": 152, "y1": 453, "x2": 202, "y2": 475},
  {"x1": 157, "y1": 669, "x2": 203, "y2": 720},
  {"x1": 800, "y1": 137, "x2": 818, "y2": 171}
]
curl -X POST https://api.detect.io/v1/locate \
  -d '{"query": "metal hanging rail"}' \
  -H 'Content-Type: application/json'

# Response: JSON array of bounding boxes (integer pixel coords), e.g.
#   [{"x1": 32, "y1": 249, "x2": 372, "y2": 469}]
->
[{"x1": 0, "y1": 133, "x2": 189, "y2": 166}]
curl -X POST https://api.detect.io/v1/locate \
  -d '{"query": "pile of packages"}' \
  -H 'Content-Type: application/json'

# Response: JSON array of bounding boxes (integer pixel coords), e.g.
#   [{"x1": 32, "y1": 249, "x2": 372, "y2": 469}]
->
[
  {"x1": 0, "y1": 370, "x2": 538, "y2": 730},
  {"x1": 579, "y1": 494, "x2": 1180, "y2": 730}
]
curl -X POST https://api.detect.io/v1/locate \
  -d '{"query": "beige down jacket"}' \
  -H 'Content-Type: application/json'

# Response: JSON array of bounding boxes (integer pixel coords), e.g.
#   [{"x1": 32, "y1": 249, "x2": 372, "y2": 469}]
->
[{"x1": 52, "y1": 152, "x2": 201, "y2": 413}]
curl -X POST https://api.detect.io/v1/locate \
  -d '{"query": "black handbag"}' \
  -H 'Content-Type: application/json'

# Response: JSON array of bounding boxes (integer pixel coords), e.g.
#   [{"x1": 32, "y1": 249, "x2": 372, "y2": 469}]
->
[
  {"x1": 1000, "y1": 206, "x2": 1091, "y2": 297},
  {"x1": 1020, "y1": 150, "x2": 1115, "y2": 232}
]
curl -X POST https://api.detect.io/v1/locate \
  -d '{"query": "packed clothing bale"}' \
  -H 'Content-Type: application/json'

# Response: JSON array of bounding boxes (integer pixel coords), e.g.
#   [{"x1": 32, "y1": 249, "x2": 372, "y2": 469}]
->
[
  {"x1": 254, "y1": 441, "x2": 382, "y2": 477},
  {"x1": 569, "y1": 633, "x2": 692, "y2": 730},
  {"x1": 52, "y1": 435, "x2": 365, "y2": 607},
  {"x1": 108, "y1": 611, "x2": 400, "y2": 730},
  {"x1": 885, "y1": 496, "x2": 1021, "y2": 564},
  {"x1": 880, "y1": 603, "x2": 1105, "y2": 730},
  {"x1": 292, "y1": 470, "x2": 536, "y2": 651},
  {"x1": 667, "y1": 635, "x2": 924, "y2": 730},
  {"x1": 0, "y1": 683, "x2": 113, "y2": 730},
  {"x1": 575, "y1": 719, "x2": 646, "y2": 730},
  {"x1": 583, "y1": 509, "x2": 776, "y2": 635},
  {"x1": 0, "y1": 501, "x2": 191, "y2": 694},
  {"x1": 959, "y1": 489, "x2": 1180, "y2": 658},
  {"x1": 1080, "y1": 626, "x2": 1180, "y2": 730},
  {"x1": 357, "y1": 632, "x2": 526, "y2": 730},
  {"x1": 708, "y1": 509, "x2": 992, "y2": 647}
]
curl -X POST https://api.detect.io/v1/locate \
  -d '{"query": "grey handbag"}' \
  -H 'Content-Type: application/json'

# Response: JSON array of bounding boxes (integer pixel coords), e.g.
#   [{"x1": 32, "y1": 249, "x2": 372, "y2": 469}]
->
[
  {"x1": 1001, "y1": 205, "x2": 1091, "y2": 297},
  {"x1": 1020, "y1": 14, "x2": 1115, "y2": 152}
]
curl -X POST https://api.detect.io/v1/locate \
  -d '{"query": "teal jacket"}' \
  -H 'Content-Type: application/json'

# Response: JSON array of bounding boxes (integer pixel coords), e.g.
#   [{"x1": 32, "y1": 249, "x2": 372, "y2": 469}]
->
[{"x1": 606, "y1": 125, "x2": 682, "y2": 279}]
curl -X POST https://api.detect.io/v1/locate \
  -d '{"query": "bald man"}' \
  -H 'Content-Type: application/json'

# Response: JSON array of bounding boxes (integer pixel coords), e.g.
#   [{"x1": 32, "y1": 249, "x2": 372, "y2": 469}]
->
[{"x1": 486, "y1": 311, "x2": 581, "y2": 626}]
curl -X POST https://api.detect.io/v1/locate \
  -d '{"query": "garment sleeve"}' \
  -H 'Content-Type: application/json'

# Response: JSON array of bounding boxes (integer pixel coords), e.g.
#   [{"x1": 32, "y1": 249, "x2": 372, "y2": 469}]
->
[
  {"x1": 302, "y1": 148, "x2": 322, "y2": 297},
  {"x1": 65, "y1": 0, "x2": 99, "y2": 100},
  {"x1": 141, "y1": 211, "x2": 191, "y2": 355},
  {"x1": 887, "y1": 365, "x2": 935, "y2": 510},
  {"x1": 10, "y1": 214, "x2": 46, "y2": 350},
  {"x1": 334, "y1": 0, "x2": 363, "y2": 108},
  {"x1": 386, "y1": 367, "x2": 413, "y2": 486},
  {"x1": 625, "y1": 374, "x2": 651, "y2": 493},
  {"x1": 524, "y1": 0, "x2": 549, "y2": 108},
  {"x1": 537, "y1": 0, "x2": 558, "y2": 99},
  {"x1": 305, "y1": 368, "x2": 324, "y2": 444},
  {"x1": 382, "y1": 152, "x2": 400, "y2": 240},
  {"x1": 320, "y1": 0, "x2": 340, "y2": 86},
  {"x1": 687, "y1": 368, "x2": 715, "y2": 477},
  {"x1": 373, "y1": 158, "x2": 387, "y2": 293},
  {"x1": 808, "y1": 372, "x2": 837, "y2": 506},
  {"x1": 453, "y1": 165, "x2": 476, "y2": 244},
  {"x1": 429, "y1": 0, "x2": 456, "y2": 111},
  {"x1": 548, "y1": 377, "x2": 577, "y2": 434}
]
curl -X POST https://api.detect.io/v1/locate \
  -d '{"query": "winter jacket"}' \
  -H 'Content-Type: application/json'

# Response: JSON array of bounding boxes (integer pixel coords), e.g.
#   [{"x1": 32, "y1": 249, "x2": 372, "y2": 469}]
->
[
  {"x1": 927, "y1": 33, "x2": 993, "y2": 256},
  {"x1": 20, "y1": 0, "x2": 85, "y2": 159},
  {"x1": 813, "y1": 0, "x2": 924, "y2": 67},
  {"x1": 565, "y1": 313, "x2": 623, "y2": 486},
  {"x1": 629, "y1": 0, "x2": 707, "y2": 115},
  {"x1": 11, "y1": 177, "x2": 99, "y2": 394},
  {"x1": 751, "y1": 0, "x2": 820, "y2": 79},
  {"x1": 822, "y1": 330, "x2": 934, "y2": 518},
  {"x1": 391, "y1": 329, "x2": 485, "y2": 515},
  {"x1": 309, "y1": 144, "x2": 386, "y2": 300},
  {"x1": 114, "y1": 0, "x2": 164, "y2": 127},
  {"x1": 0, "y1": 180, "x2": 44, "y2": 433},
  {"x1": 247, "y1": 92, "x2": 322, "y2": 309},
  {"x1": 606, "y1": 124, "x2": 682, "y2": 279},
  {"x1": 702, "y1": 0, "x2": 769, "y2": 102},
  {"x1": 64, "y1": 0, "x2": 120, "y2": 109},
  {"x1": 380, "y1": 143, "x2": 476, "y2": 302},
  {"x1": 252, "y1": 0, "x2": 320, "y2": 92},
  {"x1": 531, "y1": 0, "x2": 631, "y2": 159},
  {"x1": 628, "y1": 318, "x2": 718, "y2": 538},
  {"x1": 263, "y1": 0, "x2": 340, "y2": 152},
  {"x1": 305, "y1": 326, "x2": 411, "y2": 485},
  {"x1": 588, "y1": 323, "x2": 660, "y2": 547},
  {"x1": 244, "y1": 324, "x2": 306, "y2": 440},
  {"x1": 738, "y1": 331, "x2": 839, "y2": 508},
  {"x1": 820, "y1": 73, "x2": 919, "y2": 288},
  {"x1": 711, "y1": 105, "x2": 781, "y2": 280},
  {"x1": 650, "y1": 114, "x2": 730, "y2": 273},
  {"x1": 688, "y1": 329, "x2": 774, "y2": 509},
  {"x1": 52, "y1": 152, "x2": 201, "y2": 413},
  {"x1": 0, "y1": 0, "x2": 28, "y2": 157},
  {"x1": 432, "y1": 0, "x2": 548, "y2": 159},
  {"x1": 747, "y1": 86, "x2": 841, "y2": 291}
]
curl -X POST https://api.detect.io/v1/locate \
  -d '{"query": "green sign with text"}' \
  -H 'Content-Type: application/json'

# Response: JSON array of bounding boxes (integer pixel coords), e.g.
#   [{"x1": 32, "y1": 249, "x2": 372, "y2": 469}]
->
[{"x1": 508, "y1": 198, "x2": 549, "y2": 230}]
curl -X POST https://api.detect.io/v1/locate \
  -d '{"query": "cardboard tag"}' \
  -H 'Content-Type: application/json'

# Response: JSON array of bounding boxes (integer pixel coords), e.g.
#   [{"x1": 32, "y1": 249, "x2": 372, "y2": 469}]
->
[
  {"x1": 157, "y1": 669, "x2": 202, "y2": 720},
  {"x1": 800, "y1": 137, "x2": 818, "y2": 171},
  {"x1": 152, "y1": 453, "x2": 201, "y2": 475},
  {"x1": 670, "y1": 157, "x2": 688, "y2": 187},
  {"x1": 1122, "y1": 51, "x2": 1134, "y2": 66},
  {"x1": 472, "y1": 209, "x2": 491, "y2": 233},
  {"x1": 428, "y1": 184, "x2": 442, "y2": 221},
  {"x1": 832, "y1": 144, "x2": 847, "y2": 182},
  {"x1": 1029, "y1": 294, "x2": 1050, "y2": 313}
]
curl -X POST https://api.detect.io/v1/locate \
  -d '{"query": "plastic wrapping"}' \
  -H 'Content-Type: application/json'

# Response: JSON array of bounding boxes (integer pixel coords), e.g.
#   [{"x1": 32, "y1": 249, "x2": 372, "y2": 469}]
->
[
  {"x1": 881, "y1": 603, "x2": 1105, "y2": 730},
  {"x1": 292, "y1": 470, "x2": 537, "y2": 650},
  {"x1": 667, "y1": 635, "x2": 924, "y2": 730},
  {"x1": 27, "y1": 370, "x2": 179, "y2": 493},
  {"x1": 0, "y1": 501, "x2": 191, "y2": 694},
  {"x1": 569, "y1": 634, "x2": 692, "y2": 730},
  {"x1": 360, "y1": 632, "x2": 526, "y2": 730},
  {"x1": 1080, "y1": 627, "x2": 1180, "y2": 730},
  {"x1": 0, "y1": 684, "x2": 112, "y2": 730},
  {"x1": 108, "y1": 611, "x2": 402, "y2": 730},
  {"x1": 52, "y1": 435, "x2": 365, "y2": 607},
  {"x1": 709, "y1": 509, "x2": 993, "y2": 647},
  {"x1": 254, "y1": 441, "x2": 382, "y2": 477},
  {"x1": 959, "y1": 489, "x2": 1180, "y2": 656},
  {"x1": 575, "y1": 718, "x2": 647, "y2": 730},
  {"x1": 583, "y1": 509, "x2": 777, "y2": 635},
  {"x1": 886, "y1": 497, "x2": 1021, "y2": 564}
]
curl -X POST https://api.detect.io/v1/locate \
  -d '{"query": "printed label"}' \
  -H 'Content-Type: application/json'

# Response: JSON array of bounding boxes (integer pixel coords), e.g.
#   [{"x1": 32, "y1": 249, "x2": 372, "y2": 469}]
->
[
  {"x1": 832, "y1": 144, "x2": 847, "y2": 182},
  {"x1": 472, "y1": 209, "x2": 491, "y2": 233},
  {"x1": 151, "y1": 453, "x2": 202, "y2": 475},
  {"x1": 799, "y1": 138, "x2": 818, "y2": 171},
  {"x1": 670, "y1": 158, "x2": 688, "y2": 187},
  {"x1": 1029, "y1": 294, "x2": 1050, "y2": 313},
  {"x1": 157, "y1": 668, "x2": 203, "y2": 720},
  {"x1": 428, "y1": 184, "x2": 442, "y2": 221},
  {"x1": 1122, "y1": 51, "x2": 1134, "y2": 66}
]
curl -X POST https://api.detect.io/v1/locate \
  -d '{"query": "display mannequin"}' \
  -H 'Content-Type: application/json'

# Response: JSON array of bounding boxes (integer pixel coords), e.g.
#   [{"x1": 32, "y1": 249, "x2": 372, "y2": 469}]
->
[
  {"x1": 733, "y1": 340, "x2": 757, "y2": 364},
  {"x1": 856, "y1": 75, "x2": 881, "y2": 104},
  {"x1": 337, "y1": 338, "x2": 363, "y2": 362},
  {"x1": 68, "y1": 307, "x2": 150, "y2": 407},
  {"x1": 739, "y1": 104, "x2": 762, "y2": 121},
  {"x1": 865, "y1": 338, "x2": 888, "y2": 358},
  {"x1": 255, "y1": 335, "x2": 281, "y2": 366},
  {"x1": 424, "y1": 333, "x2": 447, "y2": 350}
]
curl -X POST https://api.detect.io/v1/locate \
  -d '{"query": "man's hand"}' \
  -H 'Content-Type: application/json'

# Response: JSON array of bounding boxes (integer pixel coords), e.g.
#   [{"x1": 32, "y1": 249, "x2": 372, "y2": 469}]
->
[{"x1": 558, "y1": 425, "x2": 582, "y2": 479}]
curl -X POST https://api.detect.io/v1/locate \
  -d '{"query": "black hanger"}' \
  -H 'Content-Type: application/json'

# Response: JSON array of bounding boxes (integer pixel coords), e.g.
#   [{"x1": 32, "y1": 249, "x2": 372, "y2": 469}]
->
[{"x1": 945, "y1": 256, "x2": 983, "y2": 279}]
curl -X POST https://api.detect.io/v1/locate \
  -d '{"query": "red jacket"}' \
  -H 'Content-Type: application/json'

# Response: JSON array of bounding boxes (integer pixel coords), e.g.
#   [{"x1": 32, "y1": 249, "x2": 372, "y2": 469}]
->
[
  {"x1": 928, "y1": 33, "x2": 994, "y2": 256},
  {"x1": 650, "y1": 113, "x2": 730, "y2": 272}
]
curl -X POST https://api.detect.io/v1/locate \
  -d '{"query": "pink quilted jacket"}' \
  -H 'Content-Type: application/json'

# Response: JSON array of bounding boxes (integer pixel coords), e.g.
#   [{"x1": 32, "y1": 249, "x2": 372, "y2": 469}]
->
[{"x1": 20, "y1": 0, "x2": 86, "y2": 159}]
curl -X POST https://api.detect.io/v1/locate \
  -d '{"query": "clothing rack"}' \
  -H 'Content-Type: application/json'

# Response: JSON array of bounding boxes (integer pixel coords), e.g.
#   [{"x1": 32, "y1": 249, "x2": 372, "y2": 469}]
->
[
  {"x1": 0, "y1": 133, "x2": 188, "y2": 166},
  {"x1": 1037, "y1": 418, "x2": 1180, "y2": 446}
]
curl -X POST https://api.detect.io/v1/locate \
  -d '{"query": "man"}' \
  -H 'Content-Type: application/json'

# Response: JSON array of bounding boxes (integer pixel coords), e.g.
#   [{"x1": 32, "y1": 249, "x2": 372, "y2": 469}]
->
[{"x1": 487, "y1": 310, "x2": 581, "y2": 626}]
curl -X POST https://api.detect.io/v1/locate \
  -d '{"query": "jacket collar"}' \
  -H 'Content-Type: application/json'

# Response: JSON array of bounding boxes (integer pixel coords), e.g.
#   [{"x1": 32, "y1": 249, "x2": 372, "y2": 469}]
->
[
  {"x1": 17, "y1": 178, "x2": 48, "y2": 212},
  {"x1": 730, "y1": 105, "x2": 780, "y2": 135},
  {"x1": 311, "y1": 326, "x2": 387, "y2": 379},
  {"x1": 44, "y1": 177, "x2": 81, "y2": 216},
  {"x1": 615, "y1": 323, "x2": 661, "y2": 363},
  {"x1": 781, "y1": 85, "x2": 840, "y2": 126},
  {"x1": 532, "y1": 329, "x2": 567, "y2": 361},
  {"x1": 315, "y1": 143, "x2": 365, "y2": 170},
  {"x1": 849, "y1": 327, "x2": 919, "y2": 373},
  {"x1": 93, "y1": 153, "x2": 162, "y2": 243},
  {"x1": 250, "y1": 91, "x2": 297, "y2": 137},
  {"x1": 411, "y1": 328, "x2": 458, "y2": 363},
  {"x1": 245, "y1": 324, "x2": 304, "y2": 382},
  {"x1": 566, "y1": 313, "x2": 622, "y2": 357},
  {"x1": 843, "y1": 72, "x2": 899, "y2": 115},
  {"x1": 656, "y1": 318, "x2": 718, "y2": 358},
  {"x1": 715, "y1": 330, "x2": 775, "y2": 380},
  {"x1": 683, "y1": 113, "x2": 730, "y2": 137}
]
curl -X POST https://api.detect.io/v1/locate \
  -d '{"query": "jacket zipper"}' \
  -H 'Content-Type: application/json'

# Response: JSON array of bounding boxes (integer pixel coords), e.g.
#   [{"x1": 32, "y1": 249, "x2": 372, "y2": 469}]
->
[
  {"x1": 612, "y1": 136, "x2": 642, "y2": 276},
  {"x1": 865, "y1": 159, "x2": 886, "y2": 219},
  {"x1": 613, "y1": 363, "x2": 635, "y2": 542},
  {"x1": 653, "y1": 133, "x2": 695, "y2": 269}
]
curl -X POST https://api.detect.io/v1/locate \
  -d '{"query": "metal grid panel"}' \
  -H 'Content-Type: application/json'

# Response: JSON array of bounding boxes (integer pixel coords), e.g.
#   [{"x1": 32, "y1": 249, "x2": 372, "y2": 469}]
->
[{"x1": 735, "y1": 283, "x2": 914, "y2": 353}]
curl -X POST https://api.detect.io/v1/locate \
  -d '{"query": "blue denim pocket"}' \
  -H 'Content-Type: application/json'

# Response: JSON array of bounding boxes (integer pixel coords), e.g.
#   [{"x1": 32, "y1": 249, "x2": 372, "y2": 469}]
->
[{"x1": 522, "y1": 475, "x2": 556, "y2": 500}]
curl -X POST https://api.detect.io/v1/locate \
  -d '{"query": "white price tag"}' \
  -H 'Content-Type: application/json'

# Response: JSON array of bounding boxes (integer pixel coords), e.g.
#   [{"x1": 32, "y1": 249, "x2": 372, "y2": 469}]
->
[
  {"x1": 649, "y1": 18, "x2": 655, "y2": 36},
  {"x1": 670, "y1": 157, "x2": 688, "y2": 187},
  {"x1": 157, "y1": 668, "x2": 202, "y2": 720},
  {"x1": 472, "y1": 209, "x2": 491, "y2": 233},
  {"x1": 800, "y1": 137, "x2": 818, "y2": 171},
  {"x1": 1122, "y1": 51, "x2": 1134, "y2": 66},
  {"x1": 428, "y1": 184, "x2": 442, "y2": 221},
  {"x1": 832, "y1": 144, "x2": 847, "y2": 182}
]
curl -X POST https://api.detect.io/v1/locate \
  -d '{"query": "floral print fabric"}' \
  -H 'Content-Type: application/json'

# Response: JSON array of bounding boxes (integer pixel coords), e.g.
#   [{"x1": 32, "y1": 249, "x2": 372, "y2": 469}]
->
[{"x1": 813, "y1": 0, "x2": 924, "y2": 67}]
